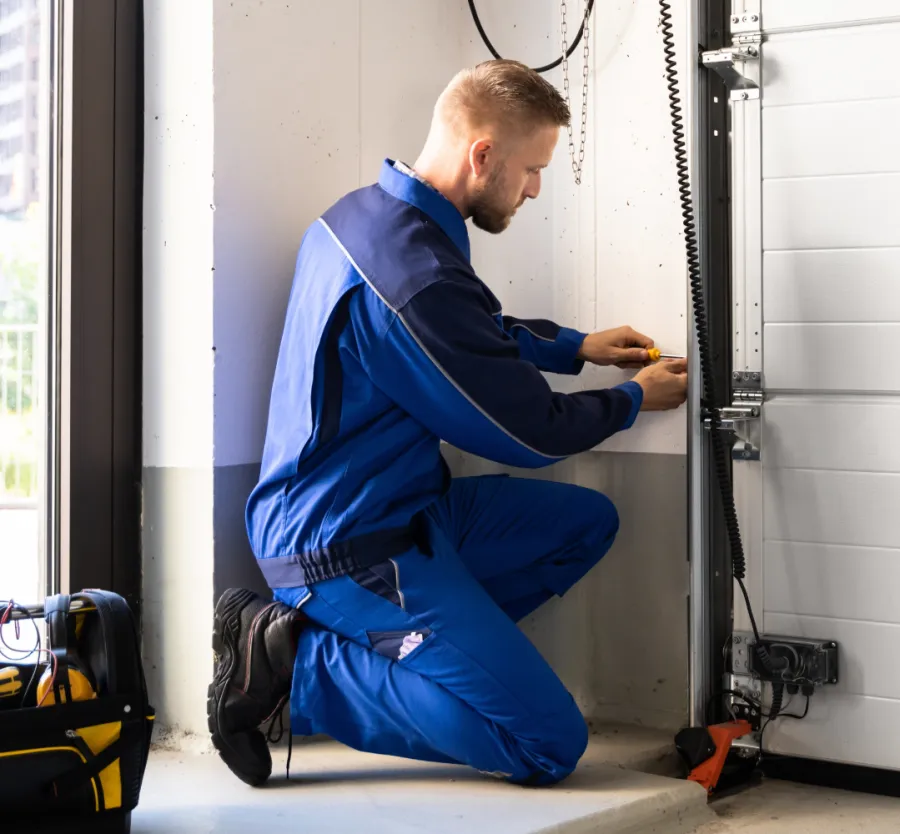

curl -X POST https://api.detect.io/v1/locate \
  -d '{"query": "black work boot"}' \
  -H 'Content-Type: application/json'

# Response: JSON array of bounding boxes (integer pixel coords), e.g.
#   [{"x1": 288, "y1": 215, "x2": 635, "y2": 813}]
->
[{"x1": 208, "y1": 588, "x2": 303, "y2": 786}]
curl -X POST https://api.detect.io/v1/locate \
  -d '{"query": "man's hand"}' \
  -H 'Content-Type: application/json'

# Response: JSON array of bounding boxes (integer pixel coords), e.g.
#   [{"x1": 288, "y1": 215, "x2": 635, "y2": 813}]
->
[
  {"x1": 578, "y1": 326, "x2": 654, "y2": 369},
  {"x1": 633, "y1": 359, "x2": 688, "y2": 411}
]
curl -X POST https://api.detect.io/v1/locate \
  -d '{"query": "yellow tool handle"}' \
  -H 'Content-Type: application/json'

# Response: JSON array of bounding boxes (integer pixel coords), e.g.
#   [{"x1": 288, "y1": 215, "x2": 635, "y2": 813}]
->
[
  {"x1": 0, "y1": 666, "x2": 22, "y2": 699},
  {"x1": 647, "y1": 348, "x2": 683, "y2": 362}
]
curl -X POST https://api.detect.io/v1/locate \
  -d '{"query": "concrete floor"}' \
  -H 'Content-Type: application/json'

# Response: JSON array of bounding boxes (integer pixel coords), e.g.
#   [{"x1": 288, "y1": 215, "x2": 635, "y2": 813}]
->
[
  {"x1": 135, "y1": 736, "x2": 713, "y2": 834},
  {"x1": 134, "y1": 732, "x2": 900, "y2": 834},
  {"x1": 699, "y1": 779, "x2": 900, "y2": 834}
]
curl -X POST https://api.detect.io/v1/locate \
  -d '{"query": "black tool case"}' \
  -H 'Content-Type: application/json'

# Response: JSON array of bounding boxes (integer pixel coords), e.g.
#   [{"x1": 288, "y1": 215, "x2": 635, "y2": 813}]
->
[{"x1": 0, "y1": 590, "x2": 154, "y2": 833}]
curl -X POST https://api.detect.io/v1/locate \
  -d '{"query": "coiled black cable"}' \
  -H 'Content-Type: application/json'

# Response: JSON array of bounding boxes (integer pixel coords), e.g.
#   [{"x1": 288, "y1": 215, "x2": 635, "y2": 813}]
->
[
  {"x1": 658, "y1": 0, "x2": 778, "y2": 712},
  {"x1": 467, "y1": 0, "x2": 595, "y2": 74}
]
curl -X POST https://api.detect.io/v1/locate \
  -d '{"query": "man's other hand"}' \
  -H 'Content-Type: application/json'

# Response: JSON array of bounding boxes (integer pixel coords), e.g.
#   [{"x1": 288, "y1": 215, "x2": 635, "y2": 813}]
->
[
  {"x1": 577, "y1": 326, "x2": 654, "y2": 368},
  {"x1": 633, "y1": 359, "x2": 688, "y2": 411}
]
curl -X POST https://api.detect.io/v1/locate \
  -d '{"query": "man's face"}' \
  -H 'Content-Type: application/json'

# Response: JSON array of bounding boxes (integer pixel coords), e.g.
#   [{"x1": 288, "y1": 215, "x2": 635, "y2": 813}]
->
[{"x1": 467, "y1": 124, "x2": 560, "y2": 234}]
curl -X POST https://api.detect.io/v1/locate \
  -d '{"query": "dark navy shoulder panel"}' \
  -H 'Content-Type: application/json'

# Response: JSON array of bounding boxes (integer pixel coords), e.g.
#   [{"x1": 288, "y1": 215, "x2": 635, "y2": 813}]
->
[
  {"x1": 378, "y1": 160, "x2": 471, "y2": 260},
  {"x1": 321, "y1": 184, "x2": 474, "y2": 313}
]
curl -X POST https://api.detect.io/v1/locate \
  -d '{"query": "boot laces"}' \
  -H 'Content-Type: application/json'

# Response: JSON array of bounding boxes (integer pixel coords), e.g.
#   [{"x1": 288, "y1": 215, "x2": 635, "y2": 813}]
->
[{"x1": 264, "y1": 692, "x2": 293, "y2": 779}]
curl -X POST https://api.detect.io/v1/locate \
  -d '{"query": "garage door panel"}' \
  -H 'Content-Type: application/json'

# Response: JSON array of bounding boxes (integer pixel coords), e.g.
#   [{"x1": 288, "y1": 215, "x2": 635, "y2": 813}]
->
[
  {"x1": 765, "y1": 250, "x2": 900, "y2": 323},
  {"x1": 764, "y1": 469, "x2": 900, "y2": 549},
  {"x1": 765, "y1": 398, "x2": 900, "y2": 471},
  {"x1": 762, "y1": 100, "x2": 900, "y2": 179},
  {"x1": 764, "y1": 175, "x2": 900, "y2": 252},
  {"x1": 762, "y1": 1, "x2": 900, "y2": 32},
  {"x1": 765, "y1": 541, "x2": 900, "y2": 624},
  {"x1": 763, "y1": 690, "x2": 900, "y2": 770},
  {"x1": 734, "y1": 5, "x2": 900, "y2": 769},
  {"x1": 765, "y1": 324, "x2": 900, "y2": 392},
  {"x1": 765, "y1": 613, "x2": 900, "y2": 700},
  {"x1": 763, "y1": 26, "x2": 900, "y2": 108}
]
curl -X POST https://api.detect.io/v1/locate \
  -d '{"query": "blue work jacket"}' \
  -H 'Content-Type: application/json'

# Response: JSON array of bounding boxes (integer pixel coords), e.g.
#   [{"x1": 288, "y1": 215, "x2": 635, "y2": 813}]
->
[{"x1": 246, "y1": 160, "x2": 643, "y2": 589}]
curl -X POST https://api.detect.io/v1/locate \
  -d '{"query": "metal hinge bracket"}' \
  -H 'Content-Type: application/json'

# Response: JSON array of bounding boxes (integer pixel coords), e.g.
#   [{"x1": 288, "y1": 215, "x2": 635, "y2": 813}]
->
[
  {"x1": 703, "y1": 372, "x2": 764, "y2": 460},
  {"x1": 733, "y1": 32, "x2": 763, "y2": 47}
]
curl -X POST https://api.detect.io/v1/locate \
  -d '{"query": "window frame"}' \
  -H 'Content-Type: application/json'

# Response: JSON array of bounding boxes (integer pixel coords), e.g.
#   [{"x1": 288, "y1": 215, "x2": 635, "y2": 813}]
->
[{"x1": 52, "y1": 0, "x2": 142, "y2": 614}]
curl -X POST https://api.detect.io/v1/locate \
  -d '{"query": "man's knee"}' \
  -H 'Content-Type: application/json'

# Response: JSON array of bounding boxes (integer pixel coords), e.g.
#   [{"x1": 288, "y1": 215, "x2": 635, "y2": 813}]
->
[
  {"x1": 581, "y1": 489, "x2": 619, "y2": 551},
  {"x1": 551, "y1": 702, "x2": 590, "y2": 776},
  {"x1": 561, "y1": 487, "x2": 619, "y2": 569},
  {"x1": 531, "y1": 487, "x2": 619, "y2": 600},
  {"x1": 553, "y1": 483, "x2": 618, "y2": 541},
  {"x1": 516, "y1": 702, "x2": 589, "y2": 786}
]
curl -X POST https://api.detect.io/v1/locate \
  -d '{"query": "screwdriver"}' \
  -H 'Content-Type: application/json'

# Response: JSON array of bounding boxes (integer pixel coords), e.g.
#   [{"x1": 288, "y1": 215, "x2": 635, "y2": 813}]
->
[{"x1": 647, "y1": 348, "x2": 684, "y2": 362}]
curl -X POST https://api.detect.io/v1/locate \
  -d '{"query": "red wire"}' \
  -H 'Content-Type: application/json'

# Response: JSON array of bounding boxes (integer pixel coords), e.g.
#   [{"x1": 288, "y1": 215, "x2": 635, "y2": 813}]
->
[
  {"x1": 36, "y1": 650, "x2": 59, "y2": 707},
  {"x1": 1, "y1": 599, "x2": 59, "y2": 705},
  {"x1": 0, "y1": 601, "x2": 29, "y2": 657}
]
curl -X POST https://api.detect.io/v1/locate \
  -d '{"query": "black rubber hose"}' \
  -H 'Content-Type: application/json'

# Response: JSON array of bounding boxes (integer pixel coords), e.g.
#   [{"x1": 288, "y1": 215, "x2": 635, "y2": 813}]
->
[
  {"x1": 467, "y1": 0, "x2": 595, "y2": 74},
  {"x1": 657, "y1": 1, "x2": 768, "y2": 657}
]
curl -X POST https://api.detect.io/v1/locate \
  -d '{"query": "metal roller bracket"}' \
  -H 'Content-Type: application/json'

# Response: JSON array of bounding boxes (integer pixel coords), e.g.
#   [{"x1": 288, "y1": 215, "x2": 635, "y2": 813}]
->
[{"x1": 701, "y1": 43, "x2": 761, "y2": 101}]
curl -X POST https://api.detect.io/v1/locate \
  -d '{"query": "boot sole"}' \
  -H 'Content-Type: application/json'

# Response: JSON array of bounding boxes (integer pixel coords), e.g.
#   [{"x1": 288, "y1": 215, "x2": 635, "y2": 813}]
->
[{"x1": 207, "y1": 589, "x2": 271, "y2": 787}]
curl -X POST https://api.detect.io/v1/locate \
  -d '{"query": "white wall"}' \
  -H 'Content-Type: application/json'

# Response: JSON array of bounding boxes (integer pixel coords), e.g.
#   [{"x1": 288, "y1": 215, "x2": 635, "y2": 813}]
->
[
  {"x1": 143, "y1": 0, "x2": 214, "y2": 469},
  {"x1": 142, "y1": 0, "x2": 216, "y2": 742},
  {"x1": 142, "y1": 0, "x2": 691, "y2": 739}
]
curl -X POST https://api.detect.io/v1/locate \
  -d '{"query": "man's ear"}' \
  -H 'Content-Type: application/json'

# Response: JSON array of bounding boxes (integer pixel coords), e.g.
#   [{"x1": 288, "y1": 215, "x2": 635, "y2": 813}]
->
[{"x1": 468, "y1": 138, "x2": 493, "y2": 178}]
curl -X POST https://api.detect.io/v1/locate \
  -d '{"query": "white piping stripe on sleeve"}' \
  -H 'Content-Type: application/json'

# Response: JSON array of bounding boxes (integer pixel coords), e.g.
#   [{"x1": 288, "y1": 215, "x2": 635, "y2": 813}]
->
[
  {"x1": 507, "y1": 322, "x2": 556, "y2": 343},
  {"x1": 317, "y1": 217, "x2": 563, "y2": 462}
]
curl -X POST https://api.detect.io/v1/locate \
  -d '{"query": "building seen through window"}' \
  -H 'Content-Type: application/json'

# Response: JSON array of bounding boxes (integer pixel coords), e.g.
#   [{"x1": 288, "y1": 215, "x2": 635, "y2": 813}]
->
[{"x1": 0, "y1": 0, "x2": 45, "y2": 611}]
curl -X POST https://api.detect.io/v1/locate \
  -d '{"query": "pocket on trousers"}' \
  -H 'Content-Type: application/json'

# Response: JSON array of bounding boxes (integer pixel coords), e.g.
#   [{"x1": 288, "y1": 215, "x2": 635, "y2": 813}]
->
[
  {"x1": 366, "y1": 628, "x2": 433, "y2": 662},
  {"x1": 348, "y1": 559, "x2": 404, "y2": 608}
]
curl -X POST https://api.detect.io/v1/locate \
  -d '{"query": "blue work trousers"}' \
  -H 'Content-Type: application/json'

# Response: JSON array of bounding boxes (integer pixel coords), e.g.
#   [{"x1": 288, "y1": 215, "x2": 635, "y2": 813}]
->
[{"x1": 274, "y1": 475, "x2": 619, "y2": 786}]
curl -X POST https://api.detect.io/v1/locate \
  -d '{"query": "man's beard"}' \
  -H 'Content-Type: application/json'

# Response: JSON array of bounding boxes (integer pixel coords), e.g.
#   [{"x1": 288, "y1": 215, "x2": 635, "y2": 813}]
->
[{"x1": 469, "y1": 166, "x2": 516, "y2": 235}]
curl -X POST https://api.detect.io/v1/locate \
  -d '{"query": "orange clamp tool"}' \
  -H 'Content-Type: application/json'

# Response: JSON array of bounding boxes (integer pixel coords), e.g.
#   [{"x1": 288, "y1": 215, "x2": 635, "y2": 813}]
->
[{"x1": 686, "y1": 720, "x2": 753, "y2": 793}]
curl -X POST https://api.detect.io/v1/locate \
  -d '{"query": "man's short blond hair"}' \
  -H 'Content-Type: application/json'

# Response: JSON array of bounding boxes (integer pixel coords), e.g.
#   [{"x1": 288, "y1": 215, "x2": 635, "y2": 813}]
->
[{"x1": 440, "y1": 59, "x2": 571, "y2": 135}]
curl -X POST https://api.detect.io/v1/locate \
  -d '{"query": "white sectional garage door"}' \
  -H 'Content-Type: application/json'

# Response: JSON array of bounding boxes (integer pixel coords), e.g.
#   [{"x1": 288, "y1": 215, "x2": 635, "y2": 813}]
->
[{"x1": 730, "y1": 0, "x2": 900, "y2": 768}]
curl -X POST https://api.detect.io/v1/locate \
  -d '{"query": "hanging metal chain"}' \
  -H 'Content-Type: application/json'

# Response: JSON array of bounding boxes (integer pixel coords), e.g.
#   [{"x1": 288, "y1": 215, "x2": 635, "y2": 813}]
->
[{"x1": 560, "y1": 0, "x2": 591, "y2": 184}]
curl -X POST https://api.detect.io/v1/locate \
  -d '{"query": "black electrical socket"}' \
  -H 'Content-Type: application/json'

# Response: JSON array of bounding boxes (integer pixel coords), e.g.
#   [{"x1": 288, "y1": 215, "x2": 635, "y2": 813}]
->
[{"x1": 749, "y1": 636, "x2": 839, "y2": 687}]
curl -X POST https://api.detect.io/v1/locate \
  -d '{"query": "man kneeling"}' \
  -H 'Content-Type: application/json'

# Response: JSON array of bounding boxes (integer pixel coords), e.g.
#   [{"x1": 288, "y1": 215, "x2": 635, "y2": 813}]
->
[{"x1": 208, "y1": 59, "x2": 687, "y2": 788}]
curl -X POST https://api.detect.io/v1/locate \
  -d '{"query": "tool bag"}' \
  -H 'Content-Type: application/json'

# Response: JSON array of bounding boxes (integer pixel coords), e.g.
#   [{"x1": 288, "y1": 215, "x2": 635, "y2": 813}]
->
[{"x1": 0, "y1": 590, "x2": 154, "y2": 834}]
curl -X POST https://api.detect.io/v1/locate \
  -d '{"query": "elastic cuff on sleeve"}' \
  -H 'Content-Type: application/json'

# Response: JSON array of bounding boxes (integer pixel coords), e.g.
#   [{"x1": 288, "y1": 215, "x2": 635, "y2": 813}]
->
[
  {"x1": 616, "y1": 380, "x2": 644, "y2": 430},
  {"x1": 555, "y1": 327, "x2": 587, "y2": 375}
]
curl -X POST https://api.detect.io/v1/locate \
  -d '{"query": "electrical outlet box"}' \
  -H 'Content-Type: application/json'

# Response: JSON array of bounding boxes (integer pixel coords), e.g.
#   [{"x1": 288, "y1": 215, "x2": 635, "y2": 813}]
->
[{"x1": 731, "y1": 632, "x2": 839, "y2": 690}]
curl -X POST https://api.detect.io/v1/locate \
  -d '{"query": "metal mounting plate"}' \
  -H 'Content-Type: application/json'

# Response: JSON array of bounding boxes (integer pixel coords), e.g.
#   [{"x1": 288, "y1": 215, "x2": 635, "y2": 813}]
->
[
  {"x1": 730, "y1": 12, "x2": 761, "y2": 35},
  {"x1": 732, "y1": 370, "x2": 762, "y2": 390}
]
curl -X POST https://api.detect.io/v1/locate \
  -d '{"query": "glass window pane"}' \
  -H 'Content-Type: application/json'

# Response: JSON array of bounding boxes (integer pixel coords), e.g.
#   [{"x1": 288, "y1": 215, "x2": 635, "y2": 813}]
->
[{"x1": 0, "y1": 0, "x2": 51, "y2": 634}]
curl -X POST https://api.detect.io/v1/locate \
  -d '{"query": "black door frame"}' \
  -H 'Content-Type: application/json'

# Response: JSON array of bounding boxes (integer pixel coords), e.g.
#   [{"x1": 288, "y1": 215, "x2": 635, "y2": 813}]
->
[{"x1": 699, "y1": 0, "x2": 736, "y2": 728}]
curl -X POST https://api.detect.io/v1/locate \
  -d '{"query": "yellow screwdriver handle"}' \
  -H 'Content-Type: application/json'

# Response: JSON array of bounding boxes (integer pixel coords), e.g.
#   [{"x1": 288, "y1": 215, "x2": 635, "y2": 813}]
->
[{"x1": 647, "y1": 348, "x2": 684, "y2": 362}]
